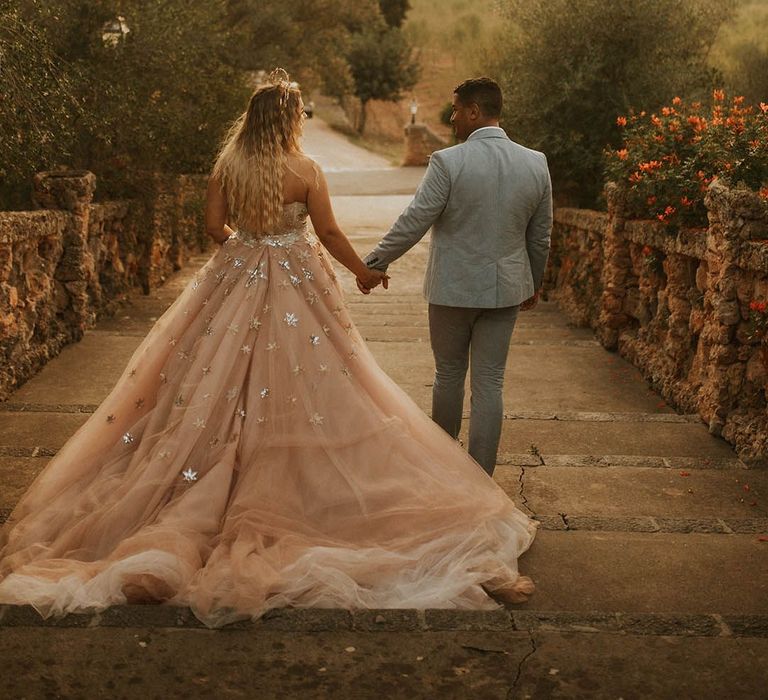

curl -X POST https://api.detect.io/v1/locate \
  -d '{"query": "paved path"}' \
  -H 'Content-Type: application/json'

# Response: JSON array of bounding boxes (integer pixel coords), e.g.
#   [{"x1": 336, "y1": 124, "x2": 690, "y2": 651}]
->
[{"x1": 1, "y1": 120, "x2": 767, "y2": 698}]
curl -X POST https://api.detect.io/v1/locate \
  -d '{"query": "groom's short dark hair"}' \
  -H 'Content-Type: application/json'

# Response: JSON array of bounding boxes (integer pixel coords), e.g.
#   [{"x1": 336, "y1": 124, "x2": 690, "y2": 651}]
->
[{"x1": 454, "y1": 78, "x2": 502, "y2": 118}]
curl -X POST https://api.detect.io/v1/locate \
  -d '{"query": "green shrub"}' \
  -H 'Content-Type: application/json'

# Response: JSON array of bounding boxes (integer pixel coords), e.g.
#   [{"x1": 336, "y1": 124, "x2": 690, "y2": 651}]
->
[{"x1": 487, "y1": 0, "x2": 736, "y2": 207}]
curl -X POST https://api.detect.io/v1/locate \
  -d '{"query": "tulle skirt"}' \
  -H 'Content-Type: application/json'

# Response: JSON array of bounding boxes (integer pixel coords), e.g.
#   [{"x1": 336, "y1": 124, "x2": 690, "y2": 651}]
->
[{"x1": 0, "y1": 215, "x2": 536, "y2": 627}]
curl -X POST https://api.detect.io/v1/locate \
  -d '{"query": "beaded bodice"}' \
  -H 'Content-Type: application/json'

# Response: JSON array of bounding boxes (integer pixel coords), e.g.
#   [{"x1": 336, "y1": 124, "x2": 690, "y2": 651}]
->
[{"x1": 233, "y1": 202, "x2": 310, "y2": 247}]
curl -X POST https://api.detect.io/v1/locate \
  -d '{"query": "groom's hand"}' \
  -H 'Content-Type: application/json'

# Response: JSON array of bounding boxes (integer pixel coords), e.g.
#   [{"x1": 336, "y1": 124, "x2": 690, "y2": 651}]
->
[
  {"x1": 356, "y1": 269, "x2": 389, "y2": 294},
  {"x1": 520, "y1": 290, "x2": 540, "y2": 311}
]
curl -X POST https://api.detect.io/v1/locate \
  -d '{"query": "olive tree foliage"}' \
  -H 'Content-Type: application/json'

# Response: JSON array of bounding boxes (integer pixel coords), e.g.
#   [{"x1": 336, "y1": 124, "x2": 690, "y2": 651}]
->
[
  {"x1": 346, "y1": 20, "x2": 420, "y2": 133},
  {"x1": 223, "y1": 0, "x2": 381, "y2": 95},
  {"x1": 0, "y1": 4, "x2": 80, "y2": 208},
  {"x1": 2, "y1": 0, "x2": 248, "y2": 206},
  {"x1": 488, "y1": 0, "x2": 737, "y2": 206},
  {"x1": 379, "y1": 0, "x2": 411, "y2": 27},
  {"x1": 713, "y1": 0, "x2": 768, "y2": 105}
]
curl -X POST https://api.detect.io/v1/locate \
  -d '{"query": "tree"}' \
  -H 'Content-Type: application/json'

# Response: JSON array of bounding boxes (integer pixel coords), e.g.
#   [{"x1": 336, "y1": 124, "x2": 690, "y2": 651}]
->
[
  {"x1": 0, "y1": 4, "x2": 80, "y2": 208},
  {"x1": 379, "y1": 0, "x2": 411, "y2": 27},
  {"x1": 223, "y1": 0, "x2": 380, "y2": 93},
  {"x1": 346, "y1": 22, "x2": 420, "y2": 133},
  {"x1": 4, "y1": 0, "x2": 249, "y2": 203},
  {"x1": 488, "y1": 0, "x2": 737, "y2": 206}
]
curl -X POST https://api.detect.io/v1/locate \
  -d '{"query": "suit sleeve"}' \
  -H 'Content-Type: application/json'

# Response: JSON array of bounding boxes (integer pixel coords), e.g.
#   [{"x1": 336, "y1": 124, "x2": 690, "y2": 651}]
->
[
  {"x1": 525, "y1": 157, "x2": 553, "y2": 291},
  {"x1": 363, "y1": 153, "x2": 451, "y2": 270}
]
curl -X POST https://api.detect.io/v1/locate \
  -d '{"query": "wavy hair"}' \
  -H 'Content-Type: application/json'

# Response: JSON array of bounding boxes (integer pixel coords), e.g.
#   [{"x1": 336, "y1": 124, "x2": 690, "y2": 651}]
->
[{"x1": 212, "y1": 69, "x2": 304, "y2": 234}]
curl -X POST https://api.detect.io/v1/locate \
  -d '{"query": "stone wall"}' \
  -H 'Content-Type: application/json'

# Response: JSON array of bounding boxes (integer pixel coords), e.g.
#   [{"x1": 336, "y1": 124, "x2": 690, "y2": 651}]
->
[
  {"x1": 545, "y1": 182, "x2": 768, "y2": 464},
  {"x1": 0, "y1": 171, "x2": 208, "y2": 400},
  {"x1": 403, "y1": 123, "x2": 448, "y2": 166}
]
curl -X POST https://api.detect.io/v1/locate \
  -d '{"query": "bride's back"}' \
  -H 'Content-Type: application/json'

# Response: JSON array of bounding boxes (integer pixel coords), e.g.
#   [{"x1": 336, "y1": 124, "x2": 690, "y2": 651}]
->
[{"x1": 282, "y1": 152, "x2": 318, "y2": 206}]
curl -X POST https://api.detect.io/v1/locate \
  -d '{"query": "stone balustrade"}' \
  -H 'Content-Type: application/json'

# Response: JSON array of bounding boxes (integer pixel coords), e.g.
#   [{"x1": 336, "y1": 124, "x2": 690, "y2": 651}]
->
[
  {"x1": 0, "y1": 171, "x2": 208, "y2": 400},
  {"x1": 403, "y1": 123, "x2": 448, "y2": 166},
  {"x1": 545, "y1": 182, "x2": 768, "y2": 464}
]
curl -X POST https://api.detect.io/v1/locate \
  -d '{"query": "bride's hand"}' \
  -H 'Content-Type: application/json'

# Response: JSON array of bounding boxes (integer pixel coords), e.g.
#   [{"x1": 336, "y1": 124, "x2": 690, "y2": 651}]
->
[{"x1": 356, "y1": 268, "x2": 389, "y2": 294}]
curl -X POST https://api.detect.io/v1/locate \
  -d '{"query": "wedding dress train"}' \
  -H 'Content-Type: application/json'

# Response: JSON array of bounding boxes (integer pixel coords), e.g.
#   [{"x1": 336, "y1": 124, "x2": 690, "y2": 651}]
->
[{"x1": 0, "y1": 203, "x2": 536, "y2": 627}]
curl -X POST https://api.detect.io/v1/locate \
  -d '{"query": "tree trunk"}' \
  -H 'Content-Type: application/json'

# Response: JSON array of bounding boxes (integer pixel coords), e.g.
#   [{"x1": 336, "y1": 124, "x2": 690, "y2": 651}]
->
[{"x1": 357, "y1": 99, "x2": 368, "y2": 134}]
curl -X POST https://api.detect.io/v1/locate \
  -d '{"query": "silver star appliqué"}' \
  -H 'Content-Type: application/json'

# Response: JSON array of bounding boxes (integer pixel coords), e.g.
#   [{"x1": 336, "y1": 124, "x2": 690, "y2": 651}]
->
[
  {"x1": 181, "y1": 467, "x2": 198, "y2": 482},
  {"x1": 309, "y1": 413, "x2": 324, "y2": 426},
  {"x1": 309, "y1": 335, "x2": 320, "y2": 346},
  {"x1": 122, "y1": 432, "x2": 134, "y2": 444},
  {"x1": 241, "y1": 345, "x2": 252, "y2": 355},
  {"x1": 284, "y1": 313, "x2": 298, "y2": 327},
  {"x1": 260, "y1": 388, "x2": 270, "y2": 399}
]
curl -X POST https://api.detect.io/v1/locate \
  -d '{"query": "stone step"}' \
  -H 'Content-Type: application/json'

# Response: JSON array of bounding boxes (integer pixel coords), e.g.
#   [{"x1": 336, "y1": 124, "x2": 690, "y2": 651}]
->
[
  {"x1": 495, "y1": 464, "x2": 767, "y2": 521},
  {"x1": 519, "y1": 530, "x2": 768, "y2": 616},
  {"x1": 495, "y1": 418, "x2": 736, "y2": 459},
  {"x1": 0, "y1": 620, "x2": 765, "y2": 699}
]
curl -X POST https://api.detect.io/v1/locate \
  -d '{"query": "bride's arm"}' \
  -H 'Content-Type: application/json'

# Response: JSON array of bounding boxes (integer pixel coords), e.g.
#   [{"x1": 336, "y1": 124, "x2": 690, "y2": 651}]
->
[
  {"x1": 205, "y1": 175, "x2": 236, "y2": 244},
  {"x1": 306, "y1": 162, "x2": 385, "y2": 289}
]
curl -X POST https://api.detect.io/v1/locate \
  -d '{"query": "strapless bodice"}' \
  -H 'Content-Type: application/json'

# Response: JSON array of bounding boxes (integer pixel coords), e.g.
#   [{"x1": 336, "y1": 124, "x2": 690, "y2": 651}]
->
[{"x1": 231, "y1": 202, "x2": 310, "y2": 248}]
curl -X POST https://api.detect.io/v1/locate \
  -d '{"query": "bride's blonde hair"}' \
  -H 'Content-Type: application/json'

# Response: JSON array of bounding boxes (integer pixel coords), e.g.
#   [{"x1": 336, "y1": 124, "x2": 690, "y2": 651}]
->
[{"x1": 213, "y1": 69, "x2": 304, "y2": 234}]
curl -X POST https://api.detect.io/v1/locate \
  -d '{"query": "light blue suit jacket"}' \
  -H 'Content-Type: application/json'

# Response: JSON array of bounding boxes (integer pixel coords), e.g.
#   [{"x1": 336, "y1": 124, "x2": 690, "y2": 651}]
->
[{"x1": 364, "y1": 127, "x2": 552, "y2": 308}]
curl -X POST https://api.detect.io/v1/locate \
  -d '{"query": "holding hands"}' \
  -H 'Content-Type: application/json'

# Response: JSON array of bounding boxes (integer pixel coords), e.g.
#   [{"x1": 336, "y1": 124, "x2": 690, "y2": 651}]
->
[{"x1": 356, "y1": 267, "x2": 389, "y2": 295}]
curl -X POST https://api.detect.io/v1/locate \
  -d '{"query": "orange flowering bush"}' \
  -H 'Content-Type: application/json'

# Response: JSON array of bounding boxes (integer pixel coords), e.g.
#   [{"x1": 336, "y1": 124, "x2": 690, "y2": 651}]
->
[{"x1": 605, "y1": 91, "x2": 768, "y2": 229}]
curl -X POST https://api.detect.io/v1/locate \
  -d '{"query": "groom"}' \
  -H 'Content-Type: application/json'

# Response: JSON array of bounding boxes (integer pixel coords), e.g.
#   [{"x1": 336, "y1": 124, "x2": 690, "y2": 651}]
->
[{"x1": 360, "y1": 77, "x2": 552, "y2": 476}]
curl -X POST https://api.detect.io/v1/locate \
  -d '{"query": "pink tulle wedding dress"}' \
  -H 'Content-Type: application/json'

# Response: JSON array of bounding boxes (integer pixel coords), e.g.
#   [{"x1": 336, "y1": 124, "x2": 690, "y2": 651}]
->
[{"x1": 0, "y1": 203, "x2": 537, "y2": 627}]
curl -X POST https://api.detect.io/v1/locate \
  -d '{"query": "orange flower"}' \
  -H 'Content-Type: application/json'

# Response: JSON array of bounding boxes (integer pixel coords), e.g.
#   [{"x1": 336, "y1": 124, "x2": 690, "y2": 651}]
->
[
  {"x1": 713, "y1": 89, "x2": 725, "y2": 102},
  {"x1": 616, "y1": 116, "x2": 627, "y2": 127},
  {"x1": 629, "y1": 172, "x2": 643, "y2": 184},
  {"x1": 664, "y1": 205, "x2": 676, "y2": 216},
  {"x1": 639, "y1": 160, "x2": 663, "y2": 172},
  {"x1": 760, "y1": 102, "x2": 768, "y2": 114},
  {"x1": 687, "y1": 115, "x2": 707, "y2": 132},
  {"x1": 760, "y1": 186, "x2": 768, "y2": 201},
  {"x1": 616, "y1": 148, "x2": 629, "y2": 160},
  {"x1": 672, "y1": 96, "x2": 682, "y2": 106},
  {"x1": 654, "y1": 135, "x2": 665, "y2": 143},
  {"x1": 662, "y1": 107, "x2": 675, "y2": 117},
  {"x1": 733, "y1": 95, "x2": 745, "y2": 105},
  {"x1": 647, "y1": 196, "x2": 657, "y2": 206},
  {"x1": 651, "y1": 114, "x2": 663, "y2": 128},
  {"x1": 642, "y1": 245, "x2": 653, "y2": 256},
  {"x1": 680, "y1": 196, "x2": 693, "y2": 207}
]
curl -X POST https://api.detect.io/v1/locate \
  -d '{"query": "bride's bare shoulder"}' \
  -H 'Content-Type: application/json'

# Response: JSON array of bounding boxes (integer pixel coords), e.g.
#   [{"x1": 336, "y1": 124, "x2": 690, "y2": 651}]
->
[{"x1": 287, "y1": 152, "x2": 324, "y2": 191}]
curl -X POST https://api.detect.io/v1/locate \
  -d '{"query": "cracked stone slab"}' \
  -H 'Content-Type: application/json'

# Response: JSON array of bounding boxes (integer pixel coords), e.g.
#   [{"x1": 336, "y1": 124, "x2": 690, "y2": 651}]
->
[
  {"x1": 502, "y1": 420, "x2": 736, "y2": 459},
  {"x1": 423, "y1": 609, "x2": 511, "y2": 632},
  {"x1": 520, "y1": 531, "x2": 768, "y2": 615},
  {"x1": 516, "y1": 630, "x2": 768, "y2": 699},
  {"x1": 352, "y1": 609, "x2": 421, "y2": 632},
  {"x1": 494, "y1": 464, "x2": 767, "y2": 521},
  {"x1": 503, "y1": 411, "x2": 698, "y2": 423}
]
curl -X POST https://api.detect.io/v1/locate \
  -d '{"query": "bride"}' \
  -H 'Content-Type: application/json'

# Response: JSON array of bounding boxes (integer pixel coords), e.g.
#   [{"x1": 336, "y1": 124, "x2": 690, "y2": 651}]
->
[{"x1": 0, "y1": 71, "x2": 537, "y2": 628}]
